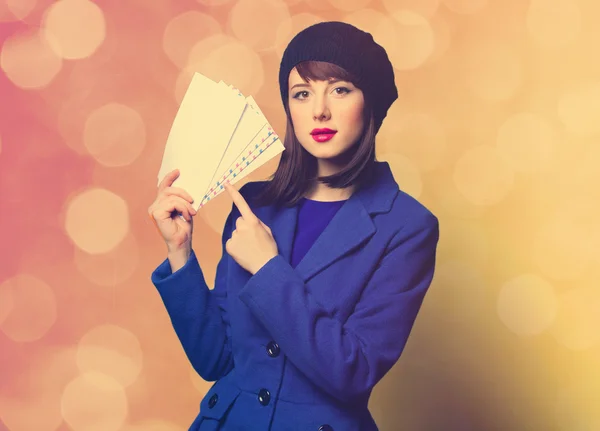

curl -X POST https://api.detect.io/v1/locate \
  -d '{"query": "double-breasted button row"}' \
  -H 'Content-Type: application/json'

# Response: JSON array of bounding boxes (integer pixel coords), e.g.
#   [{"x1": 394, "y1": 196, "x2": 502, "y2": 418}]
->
[
  {"x1": 266, "y1": 340, "x2": 280, "y2": 357},
  {"x1": 258, "y1": 388, "x2": 271, "y2": 406}
]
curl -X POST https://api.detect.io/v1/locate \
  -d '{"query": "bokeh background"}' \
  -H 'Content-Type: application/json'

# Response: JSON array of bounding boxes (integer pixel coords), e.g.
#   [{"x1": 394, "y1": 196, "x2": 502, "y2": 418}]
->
[{"x1": 1, "y1": 0, "x2": 599, "y2": 430}]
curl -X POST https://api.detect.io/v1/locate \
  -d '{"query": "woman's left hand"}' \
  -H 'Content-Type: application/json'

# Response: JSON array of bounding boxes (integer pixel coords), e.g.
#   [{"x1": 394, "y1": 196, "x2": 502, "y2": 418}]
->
[{"x1": 223, "y1": 181, "x2": 279, "y2": 275}]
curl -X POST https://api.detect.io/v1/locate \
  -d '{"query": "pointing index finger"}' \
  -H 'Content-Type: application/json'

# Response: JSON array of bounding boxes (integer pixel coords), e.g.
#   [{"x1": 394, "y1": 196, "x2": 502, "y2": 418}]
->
[{"x1": 224, "y1": 182, "x2": 256, "y2": 221}]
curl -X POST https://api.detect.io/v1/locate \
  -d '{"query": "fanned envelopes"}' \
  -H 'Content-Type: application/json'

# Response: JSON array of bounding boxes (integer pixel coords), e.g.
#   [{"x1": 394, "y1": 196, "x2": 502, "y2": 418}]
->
[{"x1": 158, "y1": 72, "x2": 285, "y2": 210}]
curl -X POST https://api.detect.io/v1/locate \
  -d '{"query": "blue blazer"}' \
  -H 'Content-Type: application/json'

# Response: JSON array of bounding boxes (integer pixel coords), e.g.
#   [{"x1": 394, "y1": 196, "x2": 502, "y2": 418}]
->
[{"x1": 151, "y1": 161, "x2": 440, "y2": 431}]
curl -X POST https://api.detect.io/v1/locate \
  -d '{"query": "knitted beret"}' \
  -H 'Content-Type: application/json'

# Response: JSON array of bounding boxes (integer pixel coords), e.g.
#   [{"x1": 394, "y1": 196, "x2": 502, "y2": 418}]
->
[{"x1": 279, "y1": 21, "x2": 398, "y2": 134}]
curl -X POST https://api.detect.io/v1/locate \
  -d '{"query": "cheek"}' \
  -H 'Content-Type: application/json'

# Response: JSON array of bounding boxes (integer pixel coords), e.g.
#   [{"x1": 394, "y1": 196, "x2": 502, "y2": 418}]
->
[{"x1": 339, "y1": 104, "x2": 364, "y2": 127}]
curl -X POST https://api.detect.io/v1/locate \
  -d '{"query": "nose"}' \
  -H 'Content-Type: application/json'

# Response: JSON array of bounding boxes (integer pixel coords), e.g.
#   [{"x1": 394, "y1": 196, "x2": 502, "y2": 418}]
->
[{"x1": 312, "y1": 94, "x2": 331, "y2": 121}]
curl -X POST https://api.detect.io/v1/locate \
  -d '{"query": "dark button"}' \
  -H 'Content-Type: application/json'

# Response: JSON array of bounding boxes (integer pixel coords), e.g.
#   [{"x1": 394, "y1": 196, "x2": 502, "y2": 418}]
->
[
  {"x1": 258, "y1": 388, "x2": 271, "y2": 406},
  {"x1": 266, "y1": 341, "x2": 280, "y2": 357},
  {"x1": 318, "y1": 425, "x2": 333, "y2": 431},
  {"x1": 208, "y1": 393, "x2": 218, "y2": 408}
]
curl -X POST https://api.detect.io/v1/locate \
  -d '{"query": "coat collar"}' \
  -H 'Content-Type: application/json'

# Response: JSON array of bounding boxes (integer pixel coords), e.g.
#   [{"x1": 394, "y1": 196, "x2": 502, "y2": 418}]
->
[{"x1": 266, "y1": 161, "x2": 399, "y2": 282}]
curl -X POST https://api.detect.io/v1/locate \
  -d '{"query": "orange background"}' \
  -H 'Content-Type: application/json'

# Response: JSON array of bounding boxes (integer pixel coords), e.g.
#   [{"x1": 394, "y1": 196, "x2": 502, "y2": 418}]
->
[{"x1": 0, "y1": 0, "x2": 599, "y2": 430}]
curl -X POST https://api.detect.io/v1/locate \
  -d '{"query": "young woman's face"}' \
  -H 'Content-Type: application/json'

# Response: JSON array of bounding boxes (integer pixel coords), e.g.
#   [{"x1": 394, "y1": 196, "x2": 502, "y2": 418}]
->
[{"x1": 287, "y1": 67, "x2": 365, "y2": 171}]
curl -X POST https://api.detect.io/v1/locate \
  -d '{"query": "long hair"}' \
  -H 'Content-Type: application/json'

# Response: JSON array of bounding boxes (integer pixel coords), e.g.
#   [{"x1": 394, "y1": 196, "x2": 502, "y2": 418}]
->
[{"x1": 252, "y1": 60, "x2": 378, "y2": 209}]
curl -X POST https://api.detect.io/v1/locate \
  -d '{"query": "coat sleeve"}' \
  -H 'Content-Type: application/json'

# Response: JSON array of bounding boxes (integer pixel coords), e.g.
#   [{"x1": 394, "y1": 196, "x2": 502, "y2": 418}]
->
[
  {"x1": 151, "y1": 202, "x2": 238, "y2": 382},
  {"x1": 238, "y1": 212, "x2": 440, "y2": 403}
]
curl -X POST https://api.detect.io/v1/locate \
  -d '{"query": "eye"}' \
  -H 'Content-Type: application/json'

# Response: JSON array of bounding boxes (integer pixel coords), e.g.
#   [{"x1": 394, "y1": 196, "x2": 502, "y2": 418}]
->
[
  {"x1": 292, "y1": 90, "x2": 309, "y2": 100},
  {"x1": 335, "y1": 87, "x2": 351, "y2": 94}
]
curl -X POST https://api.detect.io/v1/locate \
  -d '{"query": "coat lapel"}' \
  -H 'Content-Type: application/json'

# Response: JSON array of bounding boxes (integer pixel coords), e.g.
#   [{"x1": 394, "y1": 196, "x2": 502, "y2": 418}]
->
[{"x1": 267, "y1": 161, "x2": 400, "y2": 282}]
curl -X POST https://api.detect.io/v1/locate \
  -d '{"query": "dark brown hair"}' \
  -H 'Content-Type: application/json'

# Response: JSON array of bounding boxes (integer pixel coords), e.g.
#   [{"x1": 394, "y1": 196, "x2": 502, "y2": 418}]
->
[{"x1": 252, "y1": 60, "x2": 378, "y2": 209}]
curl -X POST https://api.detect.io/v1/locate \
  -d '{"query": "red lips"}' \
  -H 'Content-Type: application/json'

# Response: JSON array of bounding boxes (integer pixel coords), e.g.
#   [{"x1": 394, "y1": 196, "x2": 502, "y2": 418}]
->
[{"x1": 310, "y1": 128, "x2": 337, "y2": 135}]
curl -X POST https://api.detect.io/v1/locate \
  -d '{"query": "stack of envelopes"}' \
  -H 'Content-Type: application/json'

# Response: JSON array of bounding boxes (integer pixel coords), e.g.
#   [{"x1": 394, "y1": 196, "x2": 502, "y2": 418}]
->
[{"x1": 157, "y1": 72, "x2": 285, "y2": 210}]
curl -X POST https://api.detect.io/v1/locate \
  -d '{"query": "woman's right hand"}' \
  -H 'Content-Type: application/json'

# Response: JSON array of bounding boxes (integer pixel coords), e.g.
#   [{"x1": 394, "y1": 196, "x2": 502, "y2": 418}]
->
[{"x1": 148, "y1": 169, "x2": 197, "y2": 253}]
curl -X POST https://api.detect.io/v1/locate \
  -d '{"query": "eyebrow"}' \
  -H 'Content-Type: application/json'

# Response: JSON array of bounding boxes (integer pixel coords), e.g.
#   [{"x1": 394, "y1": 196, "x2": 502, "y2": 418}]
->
[{"x1": 290, "y1": 78, "x2": 348, "y2": 91}]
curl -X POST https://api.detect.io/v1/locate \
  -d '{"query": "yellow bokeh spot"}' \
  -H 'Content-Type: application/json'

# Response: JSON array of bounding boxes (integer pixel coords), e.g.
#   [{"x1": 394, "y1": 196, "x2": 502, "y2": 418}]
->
[
  {"x1": 442, "y1": 0, "x2": 487, "y2": 14},
  {"x1": 327, "y1": 0, "x2": 374, "y2": 12},
  {"x1": 382, "y1": 0, "x2": 440, "y2": 18},
  {"x1": 0, "y1": 0, "x2": 37, "y2": 22},
  {"x1": 64, "y1": 188, "x2": 130, "y2": 254},
  {"x1": 557, "y1": 82, "x2": 600, "y2": 137},
  {"x1": 527, "y1": 0, "x2": 581, "y2": 49},
  {"x1": 389, "y1": 10, "x2": 435, "y2": 71},
  {"x1": 453, "y1": 145, "x2": 515, "y2": 206},
  {"x1": 551, "y1": 285, "x2": 600, "y2": 350},
  {"x1": 497, "y1": 274, "x2": 557, "y2": 336},
  {"x1": 274, "y1": 12, "x2": 324, "y2": 60},
  {"x1": 496, "y1": 112, "x2": 557, "y2": 173},
  {"x1": 462, "y1": 41, "x2": 522, "y2": 101},
  {"x1": 381, "y1": 112, "x2": 446, "y2": 172},
  {"x1": 74, "y1": 232, "x2": 139, "y2": 287},
  {"x1": 61, "y1": 372, "x2": 128, "y2": 431},
  {"x1": 162, "y1": 11, "x2": 222, "y2": 69},
  {"x1": 378, "y1": 152, "x2": 423, "y2": 198},
  {"x1": 177, "y1": 36, "x2": 264, "y2": 104},
  {"x1": 0, "y1": 274, "x2": 57, "y2": 342},
  {"x1": 77, "y1": 324, "x2": 144, "y2": 387},
  {"x1": 230, "y1": 0, "x2": 291, "y2": 51},
  {"x1": 42, "y1": 0, "x2": 106, "y2": 60},
  {"x1": 83, "y1": 103, "x2": 146, "y2": 167},
  {"x1": 0, "y1": 28, "x2": 62, "y2": 89}
]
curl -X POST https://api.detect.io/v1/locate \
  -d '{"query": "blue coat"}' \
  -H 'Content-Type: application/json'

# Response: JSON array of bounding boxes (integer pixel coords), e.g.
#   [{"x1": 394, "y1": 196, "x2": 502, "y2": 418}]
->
[{"x1": 151, "y1": 161, "x2": 440, "y2": 431}]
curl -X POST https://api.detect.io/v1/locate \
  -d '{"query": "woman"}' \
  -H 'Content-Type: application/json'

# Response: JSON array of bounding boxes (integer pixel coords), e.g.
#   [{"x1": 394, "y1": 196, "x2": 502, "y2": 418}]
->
[{"x1": 148, "y1": 21, "x2": 439, "y2": 431}]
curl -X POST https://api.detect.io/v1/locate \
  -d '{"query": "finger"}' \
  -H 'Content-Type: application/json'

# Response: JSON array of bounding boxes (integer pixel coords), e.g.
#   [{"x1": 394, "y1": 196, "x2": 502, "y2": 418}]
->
[
  {"x1": 162, "y1": 186, "x2": 194, "y2": 203},
  {"x1": 224, "y1": 182, "x2": 256, "y2": 221},
  {"x1": 158, "y1": 169, "x2": 180, "y2": 193},
  {"x1": 157, "y1": 196, "x2": 196, "y2": 221}
]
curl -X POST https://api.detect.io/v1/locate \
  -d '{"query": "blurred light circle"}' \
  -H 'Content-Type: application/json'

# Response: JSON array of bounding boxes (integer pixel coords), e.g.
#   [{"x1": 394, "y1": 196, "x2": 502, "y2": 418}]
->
[
  {"x1": 382, "y1": 0, "x2": 440, "y2": 18},
  {"x1": 177, "y1": 37, "x2": 264, "y2": 104},
  {"x1": 497, "y1": 274, "x2": 558, "y2": 336},
  {"x1": 77, "y1": 324, "x2": 144, "y2": 387},
  {"x1": 327, "y1": 0, "x2": 374, "y2": 12},
  {"x1": 61, "y1": 372, "x2": 128, "y2": 431},
  {"x1": 162, "y1": 11, "x2": 222, "y2": 69},
  {"x1": 230, "y1": 0, "x2": 291, "y2": 51},
  {"x1": 0, "y1": 28, "x2": 62, "y2": 89},
  {"x1": 0, "y1": 274, "x2": 57, "y2": 342},
  {"x1": 453, "y1": 145, "x2": 515, "y2": 206},
  {"x1": 389, "y1": 10, "x2": 435, "y2": 71},
  {"x1": 42, "y1": 0, "x2": 106, "y2": 60},
  {"x1": 83, "y1": 103, "x2": 146, "y2": 167},
  {"x1": 64, "y1": 188, "x2": 129, "y2": 254},
  {"x1": 0, "y1": 0, "x2": 37, "y2": 22}
]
